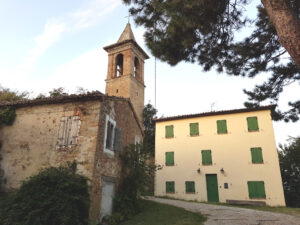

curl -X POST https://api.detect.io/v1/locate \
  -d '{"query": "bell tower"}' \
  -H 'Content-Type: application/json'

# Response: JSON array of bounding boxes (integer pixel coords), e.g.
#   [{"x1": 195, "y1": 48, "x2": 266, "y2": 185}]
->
[{"x1": 104, "y1": 23, "x2": 149, "y2": 125}]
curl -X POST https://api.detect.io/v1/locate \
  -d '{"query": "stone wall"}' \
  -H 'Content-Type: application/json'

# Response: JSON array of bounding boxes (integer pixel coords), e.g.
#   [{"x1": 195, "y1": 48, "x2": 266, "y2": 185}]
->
[
  {"x1": 0, "y1": 100, "x2": 101, "y2": 189},
  {"x1": 89, "y1": 98, "x2": 143, "y2": 220}
]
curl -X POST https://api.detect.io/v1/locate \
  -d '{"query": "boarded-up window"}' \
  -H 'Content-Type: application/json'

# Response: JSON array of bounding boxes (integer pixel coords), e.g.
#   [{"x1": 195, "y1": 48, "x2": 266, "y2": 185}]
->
[
  {"x1": 202, "y1": 150, "x2": 212, "y2": 165},
  {"x1": 185, "y1": 181, "x2": 195, "y2": 193},
  {"x1": 57, "y1": 116, "x2": 81, "y2": 147},
  {"x1": 165, "y1": 152, "x2": 174, "y2": 166},
  {"x1": 251, "y1": 147, "x2": 263, "y2": 163},
  {"x1": 190, "y1": 123, "x2": 199, "y2": 136},
  {"x1": 248, "y1": 181, "x2": 266, "y2": 199},
  {"x1": 247, "y1": 117, "x2": 259, "y2": 131},
  {"x1": 217, "y1": 120, "x2": 227, "y2": 134},
  {"x1": 165, "y1": 125, "x2": 174, "y2": 138},
  {"x1": 166, "y1": 181, "x2": 175, "y2": 193}
]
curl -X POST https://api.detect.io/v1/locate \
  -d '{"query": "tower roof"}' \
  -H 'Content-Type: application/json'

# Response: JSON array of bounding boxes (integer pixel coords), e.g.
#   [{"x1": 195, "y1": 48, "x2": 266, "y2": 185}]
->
[
  {"x1": 117, "y1": 23, "x2": 136, "y2": 43},
  {"x1": 103, "y1": 23, "x2": 149, "y2": 59}
]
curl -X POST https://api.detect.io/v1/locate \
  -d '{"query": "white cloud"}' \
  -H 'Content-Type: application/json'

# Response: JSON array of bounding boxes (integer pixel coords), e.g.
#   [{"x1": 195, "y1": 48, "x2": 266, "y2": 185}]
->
[
  {"x1": 20, "y1": 0, "x2": 121, "y2": 72},
  {"x1": 30, "y1": 48, "x2": 107, "y2": 96}
]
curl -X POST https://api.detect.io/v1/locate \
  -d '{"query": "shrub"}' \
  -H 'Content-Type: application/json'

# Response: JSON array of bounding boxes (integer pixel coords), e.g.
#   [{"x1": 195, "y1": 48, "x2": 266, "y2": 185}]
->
[{"x1": 0, "y1": 166, "x2": 90, "y2": 225}]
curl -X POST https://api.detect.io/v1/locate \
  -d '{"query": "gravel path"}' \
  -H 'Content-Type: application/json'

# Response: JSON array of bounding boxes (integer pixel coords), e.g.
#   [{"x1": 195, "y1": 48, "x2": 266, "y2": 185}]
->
[{"x1": 145, "y1": 196, "x2": 300, "y2": 225}]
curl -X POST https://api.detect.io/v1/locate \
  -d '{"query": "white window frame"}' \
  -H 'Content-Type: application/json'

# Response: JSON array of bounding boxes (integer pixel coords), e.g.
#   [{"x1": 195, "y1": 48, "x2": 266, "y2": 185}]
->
[{"x1": 104, "y1": 115, "x2": 116, "y2": 155}]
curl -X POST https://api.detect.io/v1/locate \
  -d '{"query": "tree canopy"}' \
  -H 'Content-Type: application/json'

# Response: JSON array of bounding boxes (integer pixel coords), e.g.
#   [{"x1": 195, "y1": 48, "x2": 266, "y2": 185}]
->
[
  {"x1": 278, "y1": 137, "x2": 300, "y2": 207},
  {"x1": 143, "y1": 103, "x2": 157, "y2": 156},
  {"x1": 122, "y1": 0, "x2": 300, "y2": 122}
]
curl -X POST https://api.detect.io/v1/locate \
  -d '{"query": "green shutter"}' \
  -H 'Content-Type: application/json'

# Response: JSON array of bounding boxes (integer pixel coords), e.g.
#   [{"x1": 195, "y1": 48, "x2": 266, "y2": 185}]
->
[
  {"x1": 185, "y1": 181, "x2": 195, "y2": 193},
  {"x1": 217, "y1": 120, "x2": 227, "y2": 134},
  {"x1": 165, "y1": 125, "x2": 174, "y2": 138},
  {"x1": 202, "y1": 150, "x2": 212, "y2": 165},
  {"x1": 190, "y1": 123, "x2": 199, "y2": 136},
  {"x1": 166, "y1": 181, "x2": 175, "y2": 193},
  {"x1": 247, "y1": 117, "x2": 259, "y2": 131},
  {"x1": 165, "y1": 152, "x2": 174, "y2": 166},
  {"x1": 248, "y1": 181, "x2": 266, "y2": 199},
  {"x1": 251, "y1": 147, "x2": 263, "y2": 163}
]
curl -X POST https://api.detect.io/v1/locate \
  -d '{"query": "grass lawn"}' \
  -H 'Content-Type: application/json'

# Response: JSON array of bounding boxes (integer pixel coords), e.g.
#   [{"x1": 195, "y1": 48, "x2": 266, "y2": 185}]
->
[{"x1": 120, "y1": 200, "x2": 206, "y2": 225}]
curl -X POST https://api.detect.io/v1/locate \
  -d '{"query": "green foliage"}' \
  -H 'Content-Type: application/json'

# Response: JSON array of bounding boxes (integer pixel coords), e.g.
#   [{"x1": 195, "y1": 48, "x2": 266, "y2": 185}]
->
[
  {"x1": 0, "y1": 86, "x2": 29, "y2": 103},
  {"x1": 122, "y1": 0, "x2": 300, "y2": 121},
  {"x1": 100, "y1": 144, "x2": 156, "y2": 225},
  {"x1": 0, "y1": 107, "x2": 16, "y2": 127},
  {"x1": 143, "y1": 104, "x2": 157, "y2": 156},
  {"x1": 278, "y1": 137, "x2": 300, "y2": 207},
  {"x1": 120, "y1": 200, "x2": 206, "y2": 225},
  {"x1": 0, "y1": 166, "x2": 90, "y2": 225},
  {"x1": 49, "y1": 87, "x2": 69, "y2": 97}
]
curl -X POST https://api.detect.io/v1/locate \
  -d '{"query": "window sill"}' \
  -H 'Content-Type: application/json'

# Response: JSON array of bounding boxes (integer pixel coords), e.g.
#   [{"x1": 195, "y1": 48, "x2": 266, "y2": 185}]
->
[
  {"x1": 165, "y1": 164, "x2": 175, "y2": 167},
  {"x1": 202, "y1": 164, "x2": 213, "y2": 166},
  {"x1": 104, "y1": 148, "x2": 115, "y2": 156},
  {"x1": 166, "y1": 192, "x2": 175, "y2": 194},
  {"x1": 248, "y1": 129, "x2": 259, "y2": 132},
  {"x1": 190, "y1": 134, "x2": 199, "y2": 137},
  {"x1": 165, "y1": 137, "x2": 174, "y2": 139},
  {"x1": 217, "y1": 132, "x2": 228, "y2": 135},
  {"x1": 252, "y1": 162, "x2": 264, "y2": 164},
  {"x1": 249, "y1": 197, "x2": 266, "y2": 199},
  {"x1": 185, "y1": 192, "x2": 196, "y2": 194}
]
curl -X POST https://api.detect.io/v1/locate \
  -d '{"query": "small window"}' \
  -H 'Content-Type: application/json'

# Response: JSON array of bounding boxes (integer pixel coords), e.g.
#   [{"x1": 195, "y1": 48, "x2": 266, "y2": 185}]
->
[
  {"x1": 57, "y1": 116, "x2": 81, "y2": 147},
  {"x1": 247, "y1": 117, "x2": 259, "y2": 131},
  {"x1": 166, "y1": 181, "x2": 175, "y2": 193},
  {"x1": 251, "y1": 147, "x2": 263, "y2": 163},
  {"x1": 116, "y1": 54, "x2": 123, "y2": 77},
  {"x1": 248, "y1": 181, "x2": 266, "y2": 199},
  {"x1": 189, "y1": 123, "x2": 199, "y2": 136},
  {"x1": 185, "y1": 181, "x2": 195, "y2": 193},
  {"x1": 165, "y1": 125, "x2": 174, "y2": 138},
  {"x1": 201, "y1": 150, "x2": 212, "y2": 165},
  {"x1": 104, "y1": 115, "x2": 122, "y2": 154},
  {"x1": 165, "y1": 152, "x2": 174, "y2": 166},
  {"x1": 217, "y1": 120, "x2": 227, "y2": 134}
]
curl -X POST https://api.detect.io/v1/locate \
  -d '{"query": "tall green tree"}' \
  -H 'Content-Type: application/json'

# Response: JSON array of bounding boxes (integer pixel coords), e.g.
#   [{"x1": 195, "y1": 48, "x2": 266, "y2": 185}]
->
[
  {"x1": 122, "y1": 0, "x2": 300, "y2": 122},
  {"x1": 278, "y1": 137, "x2": 300, "y2": 207},
  {"x1": 143, "y1": 103, "x2": 157, "y2": 156}
]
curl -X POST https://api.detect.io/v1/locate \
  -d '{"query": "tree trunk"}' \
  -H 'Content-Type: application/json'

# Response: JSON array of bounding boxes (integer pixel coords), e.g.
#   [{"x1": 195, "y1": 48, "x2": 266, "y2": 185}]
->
[{"x1": 261, "y1": 0, "x2": 300, "y2": 67}]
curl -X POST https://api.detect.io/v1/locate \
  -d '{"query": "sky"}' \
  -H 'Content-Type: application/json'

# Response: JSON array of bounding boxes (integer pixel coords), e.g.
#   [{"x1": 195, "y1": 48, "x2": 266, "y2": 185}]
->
[{"x1": 0, "y1": 0, "x2": 299, "y2": 146}]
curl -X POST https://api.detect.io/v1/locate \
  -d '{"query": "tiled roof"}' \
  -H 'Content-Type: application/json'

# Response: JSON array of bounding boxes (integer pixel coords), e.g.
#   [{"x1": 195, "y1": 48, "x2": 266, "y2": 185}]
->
[
  {"x1": 0, "y1": 91, "x2": 128, "y2": 108},
  {"x1": 154, "y1": 105, "x2": 275, "y2": 122}
]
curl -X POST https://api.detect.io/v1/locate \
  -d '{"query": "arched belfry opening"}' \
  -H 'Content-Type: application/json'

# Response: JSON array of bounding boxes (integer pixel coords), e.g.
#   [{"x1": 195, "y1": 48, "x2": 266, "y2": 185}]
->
[
  {"x1": 134, "y1": 57, "x2": 140, "y2": 78},
  {"x1": 115, "y1": 54, "x2": 123, "y2": 77}
]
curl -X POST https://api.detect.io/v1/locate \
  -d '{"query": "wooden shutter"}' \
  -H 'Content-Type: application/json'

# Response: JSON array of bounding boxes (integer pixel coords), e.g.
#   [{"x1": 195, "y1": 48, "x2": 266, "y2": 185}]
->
[
  {"x1": 166, "y1": 181, "x2": 175, "y2": 193},
  {"x1": 247, "y1": 117, "x2": 259, "y2": 131},
  {"x1": 165, "y1": 152, "x2": 174, "y2": 166},
  {"x1": 69, "y1": 116, "x2": 81, "y2": 145},
  {"x1": 185, "y1": 181, "x2": 195, "y2": 193},
  {"x1": 113, "y1": 127, "x2": 122, "y2": 152},
  {"x1": 190, "y1": 123, "x2": 199, "y2": 136},
  {"x1": 202, "y1": 150, "x2": 212, "y2": 165},
  {"x1": 217, "y1": 120, "x2": 227, "y2": 133},
  {"x1": 248, "y1": 181, "x2": 266, "y2": 198},
  {"x1": 165, "y1": 125, "x2": 174, "y2": 138},
  {"x1": 251, "y1": 147, "x2": 263, "y2": 163},
  {"x1": 57, "y1": 117, "x2": 67, "y2": 146}
]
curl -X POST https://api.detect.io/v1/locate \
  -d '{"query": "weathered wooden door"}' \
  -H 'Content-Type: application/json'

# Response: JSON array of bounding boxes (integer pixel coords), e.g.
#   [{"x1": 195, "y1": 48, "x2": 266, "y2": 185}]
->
[
  {"x1": 100, "y1": 179, "x2": 115, "y2": 220},
  {"x1": 206, "y1": 174, "x2": 219, "y2": 202}
]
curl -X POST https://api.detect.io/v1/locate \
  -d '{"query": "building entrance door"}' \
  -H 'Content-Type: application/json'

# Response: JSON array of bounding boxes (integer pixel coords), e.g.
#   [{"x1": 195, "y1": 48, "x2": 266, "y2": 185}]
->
[
  {"x1": 206, "y1": 174, "x2": 219, "y2": 202},
  {"x1": 100, "y1": 178, "x2": 115, "y2": 220}
]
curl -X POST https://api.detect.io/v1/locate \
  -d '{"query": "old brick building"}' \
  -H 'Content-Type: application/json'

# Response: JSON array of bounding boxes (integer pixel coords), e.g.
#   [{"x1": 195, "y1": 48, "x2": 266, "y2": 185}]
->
[{"x1": 0, "y1": 23, "x2": 148, "y2": 221}]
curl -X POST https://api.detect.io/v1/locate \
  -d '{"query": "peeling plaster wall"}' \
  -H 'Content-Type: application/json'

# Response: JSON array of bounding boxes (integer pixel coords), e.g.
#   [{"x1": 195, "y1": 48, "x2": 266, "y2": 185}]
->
[{"x1": 0, "y1": 100, "x2": 101, "y2": 189}]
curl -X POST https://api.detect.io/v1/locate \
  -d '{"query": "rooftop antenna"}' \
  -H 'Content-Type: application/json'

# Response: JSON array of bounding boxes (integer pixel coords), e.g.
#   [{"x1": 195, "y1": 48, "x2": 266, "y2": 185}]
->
[{"x1": 211, "y1": 102, "x2": 217, "y2": 111}]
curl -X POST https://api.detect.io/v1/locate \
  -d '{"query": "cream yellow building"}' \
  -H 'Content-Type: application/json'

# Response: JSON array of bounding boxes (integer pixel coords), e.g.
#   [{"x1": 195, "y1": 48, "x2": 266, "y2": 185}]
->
[{"x1": 154, "y1": 106, "x2": 286, "y2": 206}]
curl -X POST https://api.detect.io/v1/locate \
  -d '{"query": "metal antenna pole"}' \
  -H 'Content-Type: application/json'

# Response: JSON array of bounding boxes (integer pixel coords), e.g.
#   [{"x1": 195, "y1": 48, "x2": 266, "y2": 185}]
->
[{"x1": 155, "y1": 56, "x2": 157, "y2": 108}]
